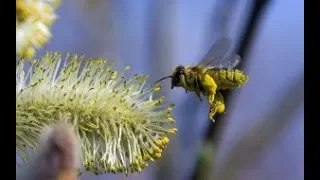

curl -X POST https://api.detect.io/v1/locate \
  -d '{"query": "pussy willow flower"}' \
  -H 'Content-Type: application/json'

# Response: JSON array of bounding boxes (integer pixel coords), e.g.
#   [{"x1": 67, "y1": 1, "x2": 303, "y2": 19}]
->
[
  {"x1": 16, "y1": 52, "x2": 177, "y2": 175},
  {"x1": 16, "y1": 0, "x2": 61, "y2": 59}
]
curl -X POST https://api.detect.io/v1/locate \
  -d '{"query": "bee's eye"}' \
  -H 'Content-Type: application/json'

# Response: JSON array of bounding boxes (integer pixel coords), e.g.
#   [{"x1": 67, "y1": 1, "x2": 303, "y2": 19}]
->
[
  {"x1": 176, "y1": 69, "x2": 184, "y2": 82},
  {"x1": 172, "y1": 66, "x2": 184, "y2": 87},
  {"x1": 176, "y1": 66, "x2": 184, "y2": 75}
]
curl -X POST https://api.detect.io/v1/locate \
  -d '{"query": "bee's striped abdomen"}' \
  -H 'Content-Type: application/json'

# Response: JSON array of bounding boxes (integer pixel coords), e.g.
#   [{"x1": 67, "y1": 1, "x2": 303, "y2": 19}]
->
[{"x1": 207, "y1": 68, "x2": 248, "y2": 89}]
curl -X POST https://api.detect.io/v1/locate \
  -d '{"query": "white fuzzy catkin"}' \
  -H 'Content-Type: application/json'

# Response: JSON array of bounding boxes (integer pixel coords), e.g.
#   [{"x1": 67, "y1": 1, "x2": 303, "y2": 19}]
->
[
  {"x1": 16, "y1": 52, "x2": 177, "y2": 175},
  {"x1": 16, "y1": 0, "x2": 61, "y2": 59}
]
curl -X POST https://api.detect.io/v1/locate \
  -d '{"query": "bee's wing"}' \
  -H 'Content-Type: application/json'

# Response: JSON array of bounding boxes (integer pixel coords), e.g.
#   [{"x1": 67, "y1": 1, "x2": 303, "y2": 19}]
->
[
  {"x1": 210, "y1": 54, "x2": 241, "y2": 69},
  {"x1": 198, "y1": 37, "x2": 241, "y2": 69}
]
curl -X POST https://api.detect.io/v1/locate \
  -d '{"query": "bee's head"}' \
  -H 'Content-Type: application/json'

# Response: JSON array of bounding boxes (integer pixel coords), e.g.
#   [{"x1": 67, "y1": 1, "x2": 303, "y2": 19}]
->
[
  {"x1": 171, "y1": 65, "x2": 185, "y2": 89},
  {"x1": 153, "y1": 65, "x2": 186, "y2": 89}
]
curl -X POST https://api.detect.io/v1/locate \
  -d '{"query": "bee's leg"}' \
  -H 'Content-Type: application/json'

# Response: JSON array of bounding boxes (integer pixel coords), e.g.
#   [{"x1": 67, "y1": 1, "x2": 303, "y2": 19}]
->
[
  {"x1": 194, "y1": 91, "x2": 203, "y2": 102},
  {"x1": 195, "y1": 76, "x2": 203, "y2": 102},
  {"x1": 202, "y1": 74, "x2": 218, "y2": 104},
  {"x1": 209, "y1": 92, "x2": 225, "y2": 122}
]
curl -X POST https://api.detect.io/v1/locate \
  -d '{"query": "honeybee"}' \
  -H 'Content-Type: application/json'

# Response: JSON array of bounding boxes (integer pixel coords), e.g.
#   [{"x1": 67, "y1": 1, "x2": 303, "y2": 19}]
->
[{"x1": 156, "y1": 37, "x2": 249, "y2": 121}]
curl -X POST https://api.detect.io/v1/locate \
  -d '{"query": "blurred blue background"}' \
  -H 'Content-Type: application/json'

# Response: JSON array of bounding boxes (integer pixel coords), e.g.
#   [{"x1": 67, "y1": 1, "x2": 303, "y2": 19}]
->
[{"x1": 35, "y1": 0, "x2": 304, "y2": 179}]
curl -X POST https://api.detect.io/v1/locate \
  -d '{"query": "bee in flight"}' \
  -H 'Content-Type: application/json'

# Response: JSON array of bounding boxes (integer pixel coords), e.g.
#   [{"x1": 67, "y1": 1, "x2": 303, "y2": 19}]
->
[{"x1": 155, "y1": 37, "x2": 249, "y2": 122}]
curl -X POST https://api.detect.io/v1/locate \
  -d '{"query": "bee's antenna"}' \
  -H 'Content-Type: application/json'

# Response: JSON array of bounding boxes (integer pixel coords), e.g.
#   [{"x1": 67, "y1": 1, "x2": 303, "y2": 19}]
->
[{"x1": 153, "y1": 76, "x2": 172, "y2": 85}]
